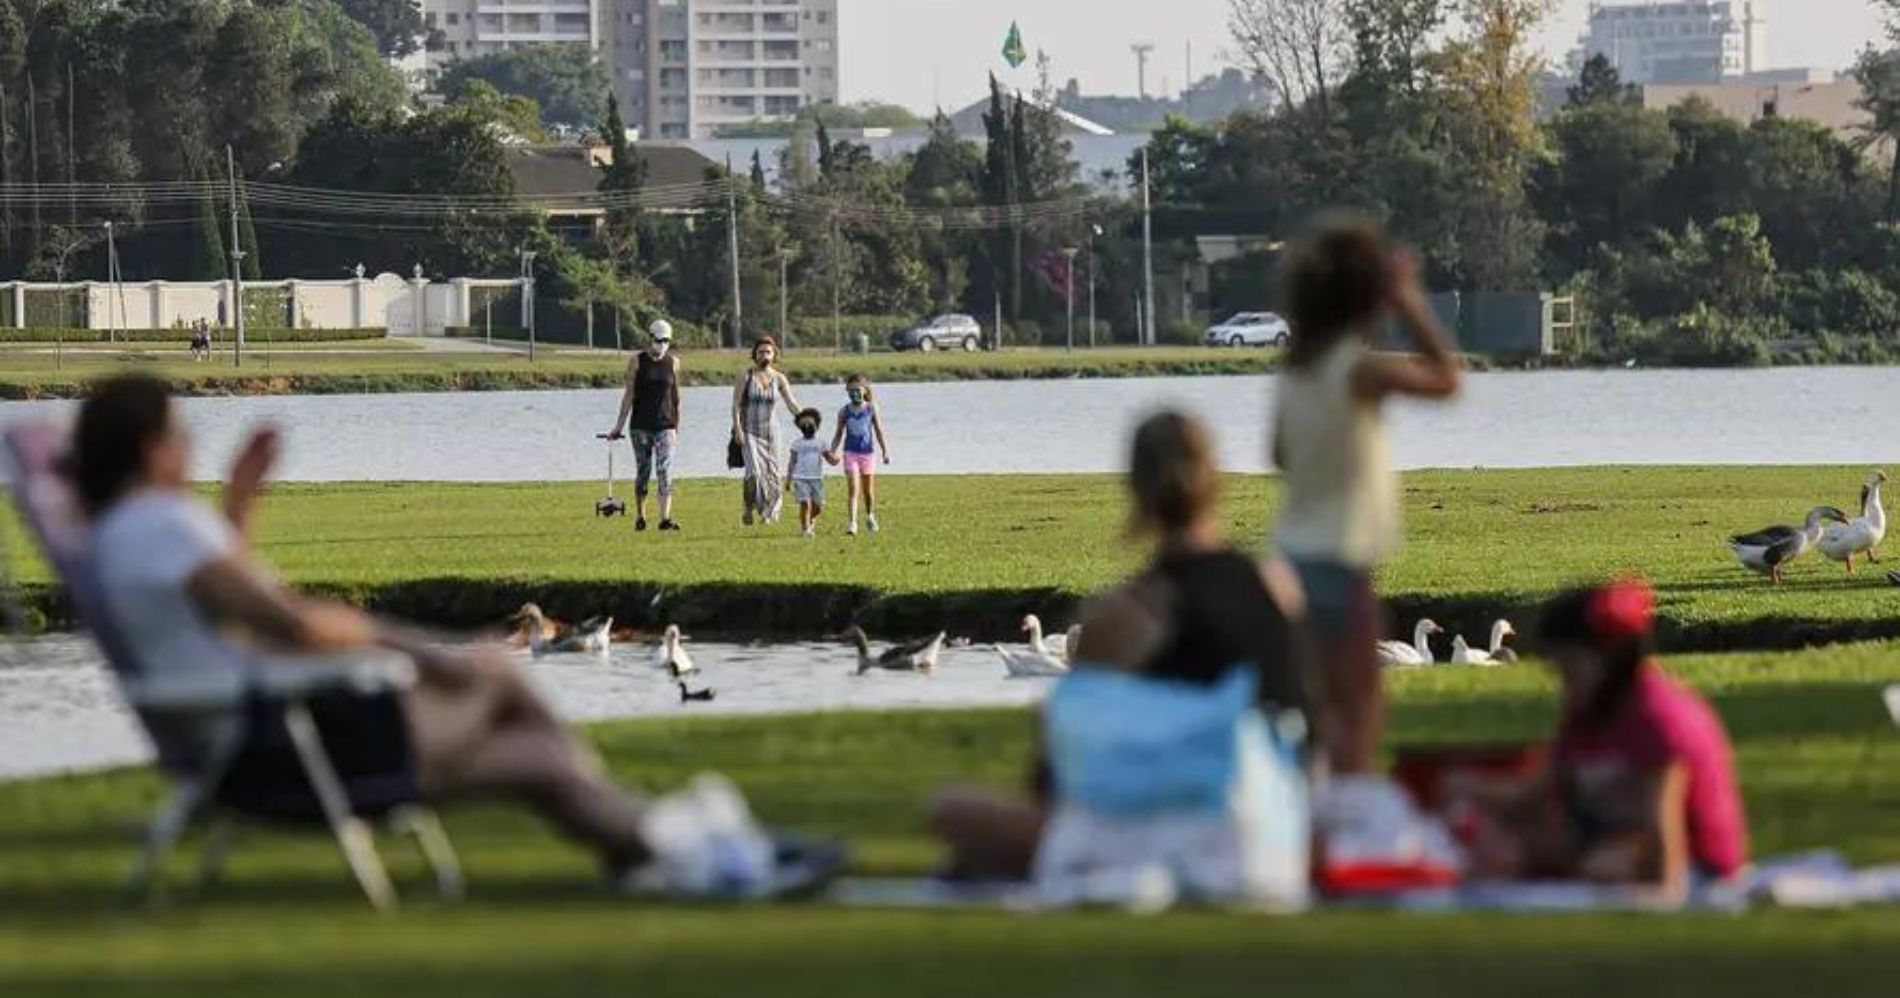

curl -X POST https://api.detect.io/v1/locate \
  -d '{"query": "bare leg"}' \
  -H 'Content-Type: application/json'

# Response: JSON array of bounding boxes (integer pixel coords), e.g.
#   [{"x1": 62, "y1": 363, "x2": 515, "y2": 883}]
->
[
  {"x1": 400, "y1": 645, "x2": 650, "y2": 864},
  {"x1": 863, "y1": 472, "x2": 877, "y2": 517},
  {"x1": 929, "y1": 787, "x2": 1044, "y2": 882},
  {"x1": 846, "y1": 470, "x2": 862, "y2": 526},
  {"x1": 1326, "y1": 579, "x2": 1384, "y2": 775}
]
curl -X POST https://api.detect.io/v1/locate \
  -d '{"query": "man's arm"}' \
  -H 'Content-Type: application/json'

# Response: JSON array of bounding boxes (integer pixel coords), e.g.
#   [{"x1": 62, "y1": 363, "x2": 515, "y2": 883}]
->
[{"x1": 223, "y1": 427, "x2": 281, "y2": 545}]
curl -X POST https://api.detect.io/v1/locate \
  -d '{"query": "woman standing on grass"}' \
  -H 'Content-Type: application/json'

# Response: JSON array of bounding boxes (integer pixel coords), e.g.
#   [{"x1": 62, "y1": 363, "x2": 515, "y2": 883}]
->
[
  {"x1": 731, "y1": 336, "x2": 803, "y2": 526},
  {"x1": 605, "y1": 320, "x2": 682, "y2": 532},
  {"x1": 1271, "y1": 217, "x2": 1461, "y2": 870}
]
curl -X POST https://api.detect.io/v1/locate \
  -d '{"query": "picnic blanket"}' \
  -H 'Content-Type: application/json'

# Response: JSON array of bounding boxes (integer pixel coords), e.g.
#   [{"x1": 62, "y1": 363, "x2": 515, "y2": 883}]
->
[{"x1": 829, "y1": 852, "x2": 1900, "y2": 915}]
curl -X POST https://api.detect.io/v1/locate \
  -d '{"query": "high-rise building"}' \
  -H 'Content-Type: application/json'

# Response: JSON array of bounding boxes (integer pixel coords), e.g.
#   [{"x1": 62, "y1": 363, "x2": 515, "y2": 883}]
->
[
  {"x1": 421, "y1": 0, "x2": 607, "y2": 64},
  {"x1": 1573, "y1": 2, "x2": 1767, "y2": 85},
  {"x1": 605, "y1": 0, "x2": 839, "y2": 140}
]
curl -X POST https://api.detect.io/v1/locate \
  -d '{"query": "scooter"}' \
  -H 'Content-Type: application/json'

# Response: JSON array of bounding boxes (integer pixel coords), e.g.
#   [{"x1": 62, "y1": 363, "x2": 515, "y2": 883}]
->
[{"x1": 595, "y1": 434, "x2": 628, "y2": 517}]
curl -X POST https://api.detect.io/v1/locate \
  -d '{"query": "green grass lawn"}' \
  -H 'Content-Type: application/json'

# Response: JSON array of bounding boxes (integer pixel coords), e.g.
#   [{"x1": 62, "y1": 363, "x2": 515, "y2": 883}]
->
[
  {"x1": 4, "y1": 645, "x2": 1899, "y2": 996},
  {"x1": 0, "y1": 345, "x2": 1273, "y2": 398},
  {"x1": 6, "y1": 467, "x2": 1891, "y2": 645}
]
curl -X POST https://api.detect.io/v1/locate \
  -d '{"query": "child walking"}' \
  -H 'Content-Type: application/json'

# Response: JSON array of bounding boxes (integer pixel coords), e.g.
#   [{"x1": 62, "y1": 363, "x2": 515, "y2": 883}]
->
[
  {"x1": 788, "y1": 408, "x2": 838, "y2": 538},
  {"x1": 828, "y1": 374, "x2": 890, "y2": 536}
]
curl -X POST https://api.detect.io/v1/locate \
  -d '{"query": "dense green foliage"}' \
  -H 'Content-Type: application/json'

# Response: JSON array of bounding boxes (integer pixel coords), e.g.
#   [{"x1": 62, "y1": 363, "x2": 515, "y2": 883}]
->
[
  {"x1": 4, "y1": 645, "x2": 1900, "y2": 996},
  {"x1": 436, "y1": 44, "x2": 610, "y2": 129}
]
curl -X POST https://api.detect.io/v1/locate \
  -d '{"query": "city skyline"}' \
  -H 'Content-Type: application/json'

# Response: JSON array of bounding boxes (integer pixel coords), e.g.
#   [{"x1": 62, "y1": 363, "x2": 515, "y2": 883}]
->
[{"x1": 838, "y1": 0, "x2": 1888, "y2": 112}]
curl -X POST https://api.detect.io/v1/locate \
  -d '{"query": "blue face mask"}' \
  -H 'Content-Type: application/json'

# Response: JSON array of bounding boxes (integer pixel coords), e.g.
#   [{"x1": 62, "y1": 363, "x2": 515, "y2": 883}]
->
[{"x1": 847, "y1": 388, "x2": 865, "y2": 404}]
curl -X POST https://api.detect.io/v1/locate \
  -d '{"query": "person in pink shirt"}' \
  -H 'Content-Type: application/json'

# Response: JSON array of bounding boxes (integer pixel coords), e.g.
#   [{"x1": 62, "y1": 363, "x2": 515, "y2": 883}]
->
[{"x1": 1455, "y1": 580, "x2": 1749, "y2": 893}]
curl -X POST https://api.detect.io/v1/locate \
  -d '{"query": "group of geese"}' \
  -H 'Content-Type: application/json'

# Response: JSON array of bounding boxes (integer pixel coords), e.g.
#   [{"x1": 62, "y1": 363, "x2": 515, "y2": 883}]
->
[
  {"x1": 1728, "y1": 471, "x2": 1888, "y2": 585},
  {"x1": 1377, "y1": 618, "x2": 1519, "y2": 668},
  {"x1": 510, "y1": 604, "x2": 713, "y2": 701}
]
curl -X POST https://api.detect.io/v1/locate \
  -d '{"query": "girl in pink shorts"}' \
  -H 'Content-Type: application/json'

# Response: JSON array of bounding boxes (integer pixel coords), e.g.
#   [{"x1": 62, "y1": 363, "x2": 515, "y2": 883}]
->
[{"x1": 827, "y1": 374, "x2": 890, "y2": 536}]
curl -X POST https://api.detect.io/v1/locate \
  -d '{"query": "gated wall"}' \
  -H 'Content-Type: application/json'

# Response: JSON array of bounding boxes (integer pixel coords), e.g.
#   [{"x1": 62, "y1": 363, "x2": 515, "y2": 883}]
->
[{"x1": 2, "y1": 276, "x2": 526, "y2": 335}]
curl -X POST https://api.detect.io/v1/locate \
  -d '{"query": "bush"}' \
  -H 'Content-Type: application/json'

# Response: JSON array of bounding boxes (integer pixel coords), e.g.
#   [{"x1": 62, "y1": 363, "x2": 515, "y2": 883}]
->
[
  {"x1": 1652, "y1": 306, "x2": 1775, "y2": 367},
  {"x1": 1784, "y1": 269, "x2": 1900, "y2": 340},
  {"x1": 0, "y1": 327, "x2": 386, "y2": 343},
  {"x1": 785, "y1": 315, "x2": 910, "y2": 351},
  {"x1": 1159, "y1": 319, "x2": 1204, "y2": 347}
]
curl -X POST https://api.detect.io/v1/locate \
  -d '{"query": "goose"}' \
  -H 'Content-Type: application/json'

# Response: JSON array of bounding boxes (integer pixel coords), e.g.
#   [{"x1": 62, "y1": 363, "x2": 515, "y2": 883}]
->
[
  {"x1": 677, "y1": 681, "x2": 715, "y2": 703},
  {"x1": 1377, "y1": 619, "x2": 1441, "y2": 668},
  {"x1": 1452, "y1": 619, "x2": 1518, "y2": 665},
  {"x1": 1818, "y1": 472, "x2": 1888, "y2": 575},
  {"x1": 1731, "y1": 506, "x2": 1850, "y2": 584},
  {"x1": 516, "y1": 604, "x2": 613, "y2": 656},
  {"x1": 508, "y1": 602, "x2": 563, "y2": 649},
  {"x1": 653, "y1": 624, "x2": 697, "y2": 678},
  {"x1": 847, "y1": 626, "x2": 944, "y2": 676},
  {"x1": 1020, "y1": 614, "x2": 1072, "y2": 660},
  {"x1": 1888, "y1": 569, "x2": 1900, "y2": 588}
]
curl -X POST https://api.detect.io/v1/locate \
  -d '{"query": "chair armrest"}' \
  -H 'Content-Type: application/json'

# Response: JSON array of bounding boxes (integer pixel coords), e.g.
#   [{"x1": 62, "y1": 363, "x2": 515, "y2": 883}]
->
[{"x1": 123, "y1": 652, "x2": 417, "y2": 713}]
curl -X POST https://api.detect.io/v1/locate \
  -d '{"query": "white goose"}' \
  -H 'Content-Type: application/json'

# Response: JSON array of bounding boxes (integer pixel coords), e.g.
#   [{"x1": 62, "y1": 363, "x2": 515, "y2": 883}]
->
[
  {"x1": 1730, "y1": 506, "x2": 1849, "y2": 584},
  {"x1": 1818, "y1": 472, "x2": 1888, "y2": 575},
  {"x1": 848, "y1": 626, "x2": 944, "y2": 676},
  {"x1": 1377, "y1": 619, "x2": 1441, "y2": 668},
  {"x1": 997, "y1": 617, "x2": 1075, "y2": 678},
  {"x1": 1020, "y1": 614, "x2": 1073, "y2": 660},
  {"x1": 1451, "y1": 619, "x2": 1518, "y2": 666},
  {"x1": 517, "y1": 603, "x2": 613, "y2": 656},
  {"x1": 653, "y1": 624, "x2": 697, "y2": 677}
]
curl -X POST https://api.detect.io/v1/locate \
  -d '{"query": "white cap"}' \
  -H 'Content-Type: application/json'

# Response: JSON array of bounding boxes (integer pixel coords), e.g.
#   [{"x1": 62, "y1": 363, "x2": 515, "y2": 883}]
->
[{"x1": 649, "y1": 319, "x2": 673, "y2": 342}]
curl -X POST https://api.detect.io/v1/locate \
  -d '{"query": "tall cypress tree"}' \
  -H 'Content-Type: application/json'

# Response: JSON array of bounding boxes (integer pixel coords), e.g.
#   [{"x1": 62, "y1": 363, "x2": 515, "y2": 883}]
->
[
  {"x1": 238, "y1": 195, "x2": 261, "y2": 280},
  {"x1": 193, "y1": 175, "x2": 227, "y2": 281},
  {"x1": 749, "y1": 149, "x2": 767, "y2": 192},
  {"x1": 598, "y1": 93, "x2": 646, "y2": 274}
]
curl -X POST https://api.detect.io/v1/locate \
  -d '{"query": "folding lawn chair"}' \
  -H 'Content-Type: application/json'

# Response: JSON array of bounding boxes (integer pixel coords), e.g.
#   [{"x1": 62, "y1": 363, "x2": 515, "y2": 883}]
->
[{"x1": 2, "y1": 421, "x2": 462, "y2": 910}]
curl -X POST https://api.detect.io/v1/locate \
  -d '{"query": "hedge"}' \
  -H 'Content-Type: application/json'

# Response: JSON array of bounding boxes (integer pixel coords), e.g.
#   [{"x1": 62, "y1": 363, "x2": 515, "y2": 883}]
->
[
  {"x1": 784, "y1": 315, "x2": 911, "y2": 350},
  {"x1": 0, "y1": 327, "x2": 387, "y2": 344}
]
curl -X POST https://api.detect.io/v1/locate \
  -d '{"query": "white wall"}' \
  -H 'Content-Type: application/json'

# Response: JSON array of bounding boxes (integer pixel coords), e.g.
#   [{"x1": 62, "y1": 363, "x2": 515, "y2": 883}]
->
[{"x1": 1, "y1": 276, "x2": 526, "y2": 332}]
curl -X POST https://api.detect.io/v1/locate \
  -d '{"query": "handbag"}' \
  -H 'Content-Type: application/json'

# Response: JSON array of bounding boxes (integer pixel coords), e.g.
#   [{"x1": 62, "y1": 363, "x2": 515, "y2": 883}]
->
[{"x1": 726, "y1": 434, "x2": 745, "y2": 470}]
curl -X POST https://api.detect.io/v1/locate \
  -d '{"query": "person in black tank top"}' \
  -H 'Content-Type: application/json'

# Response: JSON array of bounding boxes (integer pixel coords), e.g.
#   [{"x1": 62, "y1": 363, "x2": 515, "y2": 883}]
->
[
  {"x1": 930, "y1": 410, "x2": 1315, "y2": 881},
  {"x1": 606, "y1": 321, "x2": 683, "y2": 531}
]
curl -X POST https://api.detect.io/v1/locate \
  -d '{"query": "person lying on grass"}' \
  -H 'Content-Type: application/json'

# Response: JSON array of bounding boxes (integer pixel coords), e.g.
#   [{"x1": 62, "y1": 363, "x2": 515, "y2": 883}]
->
[
  {"x1": 930, "y1": 410, "x2": 1317, "y2": 899},
  {"x1": 1448, "y1": 581, "x2": 1749, "y2": 895},
  {"x1": 69, "y1": 374, "x2": 835, "y2": 898}
]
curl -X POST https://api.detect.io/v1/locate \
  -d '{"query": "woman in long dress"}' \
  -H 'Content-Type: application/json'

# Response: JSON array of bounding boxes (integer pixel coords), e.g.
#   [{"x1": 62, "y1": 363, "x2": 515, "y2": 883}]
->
[{"x1": 731, "y1": 336, "x2": 803, "y2": 525}]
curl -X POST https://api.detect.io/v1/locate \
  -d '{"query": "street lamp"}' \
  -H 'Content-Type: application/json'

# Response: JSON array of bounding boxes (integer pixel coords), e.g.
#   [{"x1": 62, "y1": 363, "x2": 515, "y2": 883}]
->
[
  {"x1": 1088, "y1": 224, "x2": 1103, "y2": 348},
  {"x1": 1061, "y1": 246, "x2": 1080, "y2": 351}
]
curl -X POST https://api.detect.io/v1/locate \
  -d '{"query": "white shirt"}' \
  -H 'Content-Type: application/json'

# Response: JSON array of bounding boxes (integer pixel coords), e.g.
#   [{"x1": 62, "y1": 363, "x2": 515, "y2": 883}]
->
[
  {"x1": 92, "y1": 491, "x2": 250, "y2": 696},
  {"x1": 1273, "y1": 337, "x2": 1401, "y2": 568},
  {"x1": 788, "y1": 437, "x2": 829, "y2": 480}
]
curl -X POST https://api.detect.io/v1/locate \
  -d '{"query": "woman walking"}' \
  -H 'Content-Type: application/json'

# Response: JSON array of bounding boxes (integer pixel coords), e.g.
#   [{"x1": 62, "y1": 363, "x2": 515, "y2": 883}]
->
[
  {"x1": 731, "y1": 336, "x2": 803, "y2": 525},
  {"x1": 605, "y1": 320, "x2": 682, "y2": 532}
]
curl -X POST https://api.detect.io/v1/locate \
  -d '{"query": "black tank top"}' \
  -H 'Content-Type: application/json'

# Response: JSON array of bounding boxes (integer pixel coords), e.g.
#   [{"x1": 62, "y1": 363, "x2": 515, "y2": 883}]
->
[
  {"x1": 1138, "y1": 548, "x2": 1306, "y2": 713},
  {"x1": 630, "y1": 351, "x2": 679, "y2": 431}
]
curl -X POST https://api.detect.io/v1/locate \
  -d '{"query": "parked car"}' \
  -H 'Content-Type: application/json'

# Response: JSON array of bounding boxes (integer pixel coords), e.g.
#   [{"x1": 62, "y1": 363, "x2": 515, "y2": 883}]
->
[
  {"x1": 1205, "y1": 312, "x2": 1290, "y2": 348},
  {"x1": 890, "y1": 314, "x2": 983, "y2": 352}
]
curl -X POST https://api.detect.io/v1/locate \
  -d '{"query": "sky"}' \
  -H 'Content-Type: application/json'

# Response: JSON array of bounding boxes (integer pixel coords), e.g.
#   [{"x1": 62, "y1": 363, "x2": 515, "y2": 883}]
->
[{"x1": 839, "y1": 0, "x2": 1889, "y2": 112}]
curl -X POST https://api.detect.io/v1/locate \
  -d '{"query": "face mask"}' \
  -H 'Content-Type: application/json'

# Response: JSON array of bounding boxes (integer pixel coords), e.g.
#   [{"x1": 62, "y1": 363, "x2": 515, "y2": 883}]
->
[
  {"x1": 755, "y1": 352, "x2": 772, "y2": 368},
  {"x1": 847, "y1": 388, "x2": 865, "y2": 404},
  {"x1": 649, "y1": 341, "x2": 669, "y2": 358}
]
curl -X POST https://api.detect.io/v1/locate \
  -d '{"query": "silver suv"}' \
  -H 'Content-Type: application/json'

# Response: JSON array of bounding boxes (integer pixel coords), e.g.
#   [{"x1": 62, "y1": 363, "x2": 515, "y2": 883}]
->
[{"x1": 890, "y1": 314, "x2": 983, "y2": 352}]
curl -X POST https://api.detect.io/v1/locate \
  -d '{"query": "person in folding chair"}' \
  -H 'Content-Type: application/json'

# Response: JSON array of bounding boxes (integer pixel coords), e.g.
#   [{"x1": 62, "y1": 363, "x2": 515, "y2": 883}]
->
[{"x1": 48, "y1": 374, "x2": 838, "y2": 905}]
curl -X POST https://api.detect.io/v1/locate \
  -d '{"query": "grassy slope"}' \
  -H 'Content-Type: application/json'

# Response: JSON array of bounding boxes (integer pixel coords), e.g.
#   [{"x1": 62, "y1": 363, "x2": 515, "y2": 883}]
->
[
  {"x1": 7, "y1": 467, "x2": 1893, "y2": 644},
  {"x1": 0, "y1": 345, "x2": 1275, "y2": 398},
  {"x1": 3, "y1": 645, "x2": 1899, "y2": 996}
]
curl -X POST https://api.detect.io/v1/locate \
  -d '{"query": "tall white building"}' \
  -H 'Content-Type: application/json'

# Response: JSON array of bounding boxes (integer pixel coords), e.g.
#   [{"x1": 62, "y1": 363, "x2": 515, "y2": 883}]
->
[
  {"x1": 606, "y1": 0, "x2": 839, "y2": 140},
  {"x1": 422, "y1": 0, "x2": 606, "y2": 63},
  {"x1": 1574, "y1": 1, "x2": 1767, "y2": 85}
]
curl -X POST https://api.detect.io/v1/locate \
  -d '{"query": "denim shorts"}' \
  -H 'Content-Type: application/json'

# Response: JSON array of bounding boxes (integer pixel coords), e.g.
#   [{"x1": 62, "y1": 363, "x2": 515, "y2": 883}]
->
[{"x1": 1287, "y1": 559, "x2": 1375, "y2": 639}]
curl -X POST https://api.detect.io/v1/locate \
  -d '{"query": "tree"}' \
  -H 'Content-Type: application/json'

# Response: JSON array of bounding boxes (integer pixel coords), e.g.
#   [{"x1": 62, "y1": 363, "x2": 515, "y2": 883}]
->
[
  {"x1": 1536, "y1": 100, "x2": 1676, "y2": 276},
  {"x1": 1854, "y1": 45, "x2": 1900, "y2": 220},
  {"x1": 209, "y1": 5, "x2": 299, "y2": 173},
  {"x1": 450, "y1": 79, "x2": 548, "y2": 143},
  {"x1": 437, "y1": 44, "x2": 609, "y2": 128},
  {"x1": 1438, "y1": 0, "x2": 1554, "y2": 288},
  {"x1": 1567, "y1": 52, "x2": 1636, "y2": 107},
  {"x1": 1228, "y1": 0, "x2": 1352, "y2": 121},
  {"x1": 333, "y1": 0, "x2": 427, "y2": 59},
  {"x1": 597, "y1": 92, "x2": 648, "y2": 276},
  {"x1": 193, "y1": 181, "x2": 227, "y2": 281}
]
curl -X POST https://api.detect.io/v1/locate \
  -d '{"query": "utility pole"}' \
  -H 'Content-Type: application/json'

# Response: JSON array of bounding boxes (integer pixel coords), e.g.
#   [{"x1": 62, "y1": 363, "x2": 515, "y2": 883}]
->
[
  {"x1": 726, "y1": 161, "x2": 743, "y2": 349},
  {"x1": 1088, "y1": 224, "x2": 1100, "y2": 348},
  {"x1": 1141, "y1": 146, "x2": 1156, "y2": 346},
  {"x1": 521, "y1": 249, "x2": 538, "y2": 361},
  {"x1": 65, "y1": 63, "x2": 75, "y2": 229},
  {"x1": 1062, "y1": 246, "x2": 1078, "y2": 351},
  {"x1": 102, "y1": 221, "x2": 117, "y2": 343},
  {"x1": 778, "y1": 247, "x2": 792, "y2": 340},
  {"x1": 226, "y1": 145, "x2": 246, "y2": 368}
]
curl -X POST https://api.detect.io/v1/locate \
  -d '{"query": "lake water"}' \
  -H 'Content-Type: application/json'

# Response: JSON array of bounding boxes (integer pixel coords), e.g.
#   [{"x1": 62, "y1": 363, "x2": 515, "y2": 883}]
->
[
  {"x1": 0, "y1": 635, "x2": 1047, "y2": 781},
  {"x1": 3, "y1": 367, "x2": 1897, "y2": 482}
]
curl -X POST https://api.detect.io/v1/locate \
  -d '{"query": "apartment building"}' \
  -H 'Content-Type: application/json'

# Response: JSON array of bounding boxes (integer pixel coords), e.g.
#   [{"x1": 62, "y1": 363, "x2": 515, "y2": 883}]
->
[
  {"x1": 606, "y1": 0, "x2": 840, "y2": 140},
  {"x1": 1573, "y1": 2, "x2": 1767, "y2": 85},
  {"x1": 422, "y1": 0, "x2": 606, "y2": 63}
]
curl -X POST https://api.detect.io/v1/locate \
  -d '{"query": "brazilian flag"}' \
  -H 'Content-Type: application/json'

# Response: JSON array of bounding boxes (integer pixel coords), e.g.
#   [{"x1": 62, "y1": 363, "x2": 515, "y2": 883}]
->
[{"x1": 1002, "y1": 21, "x2": 1027, "y2": 69}]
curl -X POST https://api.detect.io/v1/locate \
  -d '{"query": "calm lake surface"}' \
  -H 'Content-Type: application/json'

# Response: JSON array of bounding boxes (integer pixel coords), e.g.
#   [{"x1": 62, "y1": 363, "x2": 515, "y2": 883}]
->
[
  {"x1": 0, "y1": 635, "x2": 1048, "y2": 781},
  {"x1": 4, "y1": 368, "x2": 1897, "y2": 482}
]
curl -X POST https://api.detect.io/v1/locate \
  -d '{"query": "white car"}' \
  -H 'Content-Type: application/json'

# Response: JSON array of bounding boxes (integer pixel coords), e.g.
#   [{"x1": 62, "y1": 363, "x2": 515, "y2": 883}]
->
[{"x1": 1206, "y1": 312, "x2": 1290, "y2": 348}]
